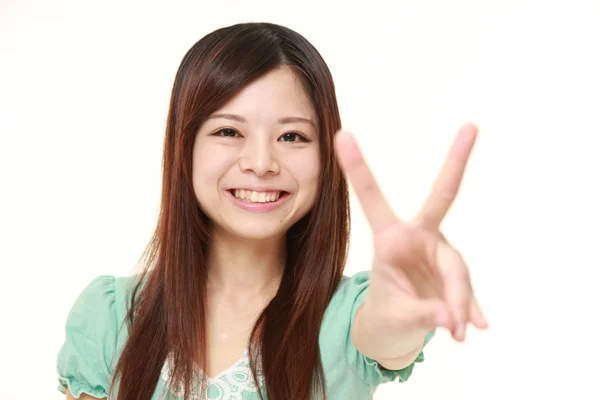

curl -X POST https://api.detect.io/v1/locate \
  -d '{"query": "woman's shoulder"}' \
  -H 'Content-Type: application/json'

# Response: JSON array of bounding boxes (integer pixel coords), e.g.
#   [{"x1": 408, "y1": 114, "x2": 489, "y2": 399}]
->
[
  {"x1": 59, "y1": 272, "x2": 144, "y2": 351},
  {"x1": 320, "y1": 270, "x2": 371, "y2": 332},
  {"x1": 73, "y1": 273, "x2": 142, "y2": 317},
  {"x1": 339, "y1": 270, "x2": 370, "y2": 286},
  {"x1": 330, "y1": 270, "x2": 371, "y2": 305},
  {"x1": 56, "y1": 272, "x2": 146, "y2": 398}
]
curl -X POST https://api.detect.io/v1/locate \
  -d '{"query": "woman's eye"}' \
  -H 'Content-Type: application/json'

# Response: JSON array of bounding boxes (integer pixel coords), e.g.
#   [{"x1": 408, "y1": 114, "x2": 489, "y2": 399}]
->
[
  {"x1": 279, "y1": 132, "x2": 309, "y2": 143},
  {"x1": 213, "y1": 128, "x2": 241, "y2": 138}
]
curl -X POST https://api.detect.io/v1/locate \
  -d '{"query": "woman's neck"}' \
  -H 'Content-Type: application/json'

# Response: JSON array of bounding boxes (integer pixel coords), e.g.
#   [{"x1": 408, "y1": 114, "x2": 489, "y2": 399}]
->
[{"x1": 206, "y1": 227, "x2": 285, "y2": 300}]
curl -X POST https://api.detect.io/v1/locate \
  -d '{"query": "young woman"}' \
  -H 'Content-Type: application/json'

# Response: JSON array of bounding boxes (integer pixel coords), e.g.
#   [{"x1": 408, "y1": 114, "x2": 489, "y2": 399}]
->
[{"x1": 56, "y1": 22, "x2": 487, "y2": 400}]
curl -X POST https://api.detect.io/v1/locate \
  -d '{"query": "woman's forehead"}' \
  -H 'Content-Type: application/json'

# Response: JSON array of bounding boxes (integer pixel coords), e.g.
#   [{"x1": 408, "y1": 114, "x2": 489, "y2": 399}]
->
[{"x1": 213, "y1": 68, "x2": 315, "y2": 121}]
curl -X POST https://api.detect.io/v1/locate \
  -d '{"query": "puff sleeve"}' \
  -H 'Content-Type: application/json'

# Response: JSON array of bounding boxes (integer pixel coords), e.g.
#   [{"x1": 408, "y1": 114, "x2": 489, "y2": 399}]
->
[{"x1": 56, "y1": 276, "x2": 119, "y2": 398}]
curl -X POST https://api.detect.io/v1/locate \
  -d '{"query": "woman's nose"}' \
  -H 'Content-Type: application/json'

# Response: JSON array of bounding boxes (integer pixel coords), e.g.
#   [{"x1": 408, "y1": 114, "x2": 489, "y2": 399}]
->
[{"x1": 238, "y1": 137, "x2": 280, "y2": 176}]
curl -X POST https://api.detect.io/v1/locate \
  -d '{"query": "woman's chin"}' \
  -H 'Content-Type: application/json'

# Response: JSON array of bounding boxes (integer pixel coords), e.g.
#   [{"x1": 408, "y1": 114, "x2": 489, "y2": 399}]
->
[{"x1": 219, "y1": 221, "x2": 290, "y2": 242}]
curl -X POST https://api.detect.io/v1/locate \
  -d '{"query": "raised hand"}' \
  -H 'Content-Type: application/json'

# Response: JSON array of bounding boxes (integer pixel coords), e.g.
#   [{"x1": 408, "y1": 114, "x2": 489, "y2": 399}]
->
[{"x1": 335, "y1": 123, "x2": 488, "y2": 343}]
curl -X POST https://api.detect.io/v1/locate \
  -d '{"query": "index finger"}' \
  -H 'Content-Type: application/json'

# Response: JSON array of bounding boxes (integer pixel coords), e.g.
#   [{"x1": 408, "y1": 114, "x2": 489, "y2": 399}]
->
[
  {"x1": 415, "y1": 123, "x2": 478, "y2": 228},
  {"x1": 335, "y1": 130, "x2": 397, "y2": 232}
]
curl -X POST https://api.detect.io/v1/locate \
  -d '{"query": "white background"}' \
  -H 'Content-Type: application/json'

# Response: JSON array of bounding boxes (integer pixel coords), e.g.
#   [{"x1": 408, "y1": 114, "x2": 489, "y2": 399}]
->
[{"x1": 1, "y1": 0, "x2": 599, "y2": 399}]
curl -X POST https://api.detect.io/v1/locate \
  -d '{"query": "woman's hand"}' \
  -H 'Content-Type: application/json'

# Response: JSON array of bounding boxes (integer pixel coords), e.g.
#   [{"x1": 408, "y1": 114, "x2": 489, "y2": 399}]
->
[{"x1": 335, "y1": 123, "x2": 488, "y2": 357}]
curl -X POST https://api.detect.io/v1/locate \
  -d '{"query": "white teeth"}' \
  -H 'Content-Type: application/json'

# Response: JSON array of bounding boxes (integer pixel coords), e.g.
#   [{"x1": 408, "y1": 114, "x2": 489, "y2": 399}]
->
[{"x1": 233, "y1": 189, "x2": 282, "y2": 203}]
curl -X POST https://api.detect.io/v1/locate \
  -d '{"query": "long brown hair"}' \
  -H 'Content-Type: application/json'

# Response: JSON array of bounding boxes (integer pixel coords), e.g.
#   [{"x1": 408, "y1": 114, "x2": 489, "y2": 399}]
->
[{"x1": 110, "y1": 22, "x2": 350, "y2": 400}]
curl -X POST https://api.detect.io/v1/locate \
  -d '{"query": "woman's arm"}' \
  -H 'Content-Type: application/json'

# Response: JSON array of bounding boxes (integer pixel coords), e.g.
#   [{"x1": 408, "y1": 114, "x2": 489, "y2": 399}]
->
[{"x1": 352, "y1": 302, "x2": 426, "y2": 370}]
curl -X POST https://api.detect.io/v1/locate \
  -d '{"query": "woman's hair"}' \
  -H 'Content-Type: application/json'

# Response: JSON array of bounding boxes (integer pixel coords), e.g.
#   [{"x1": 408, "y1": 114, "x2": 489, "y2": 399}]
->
[{"x1": 110, "y1": 22, "x2": 350, "y2": 400}]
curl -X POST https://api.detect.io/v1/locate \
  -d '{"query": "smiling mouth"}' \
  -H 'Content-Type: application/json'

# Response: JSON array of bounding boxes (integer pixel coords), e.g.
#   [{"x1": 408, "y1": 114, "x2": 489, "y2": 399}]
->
[{"x1": 229, "y1": 189, "x2": 288, "y2": 203}]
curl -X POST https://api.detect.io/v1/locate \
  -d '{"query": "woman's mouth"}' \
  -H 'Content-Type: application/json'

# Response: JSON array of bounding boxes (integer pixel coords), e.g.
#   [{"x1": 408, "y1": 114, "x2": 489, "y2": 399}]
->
[
  {"x1": 229, "y1": 189, "x2": 287, "y2": 203},
  {"x1": 225, "y1": 189, "x2": 291, "y2": 213}
]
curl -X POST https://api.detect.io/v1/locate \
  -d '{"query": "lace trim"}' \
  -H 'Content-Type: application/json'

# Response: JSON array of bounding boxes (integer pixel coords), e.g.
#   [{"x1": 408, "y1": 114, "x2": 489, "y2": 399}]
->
[{"x1": 160, "y1": 349, "x2": 265, "y2": 399}]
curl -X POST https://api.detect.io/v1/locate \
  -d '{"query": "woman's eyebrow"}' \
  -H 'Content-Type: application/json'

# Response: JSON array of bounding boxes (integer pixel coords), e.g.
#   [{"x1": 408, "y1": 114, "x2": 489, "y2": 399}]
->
[
  {"x1": 208, "y1": 113, "x2": 316, "y2": 129},
  {"x1": 278, "y1": 116, "x2": 316, "y2": 129}
]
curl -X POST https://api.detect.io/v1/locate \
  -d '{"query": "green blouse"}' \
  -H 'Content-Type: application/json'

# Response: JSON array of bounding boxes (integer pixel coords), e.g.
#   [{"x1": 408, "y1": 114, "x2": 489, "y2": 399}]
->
[{"x1": 57, "y1": 271, "x2": 434, "y2": 399}]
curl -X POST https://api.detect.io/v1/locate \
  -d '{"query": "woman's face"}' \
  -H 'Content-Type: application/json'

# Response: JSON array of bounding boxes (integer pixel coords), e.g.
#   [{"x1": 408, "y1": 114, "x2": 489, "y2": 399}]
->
[{"x1": 192, "y1": 66, "x2": 321, "y2": 241}]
